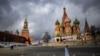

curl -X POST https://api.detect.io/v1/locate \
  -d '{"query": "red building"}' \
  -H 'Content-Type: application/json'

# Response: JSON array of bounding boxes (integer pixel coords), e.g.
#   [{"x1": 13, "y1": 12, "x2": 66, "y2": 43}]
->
[{"x1": 0, "y1": 31, "x2": 27, "y2": 43}]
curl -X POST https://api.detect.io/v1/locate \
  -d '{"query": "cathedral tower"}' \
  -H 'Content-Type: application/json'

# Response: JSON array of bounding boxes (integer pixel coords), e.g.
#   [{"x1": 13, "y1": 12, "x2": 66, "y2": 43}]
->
[
  {"x1": 73, "y1": 18, "x2": 80, "y2": 34},
  {"x1": 62, "y1": 7, "x2": 72, "y2": 35},
  {"x1": 22, "y1": 17, "x2": 29, "y2": 44},
  {"x1": 84, "y1": 18, "x2": 92, "y2": 40},
  {"x1": 55, "y1": 20, "x2": 60, "y2": 36},
  {"x1": 84, "y1": 18, "x2": 90, "y2": 33}
]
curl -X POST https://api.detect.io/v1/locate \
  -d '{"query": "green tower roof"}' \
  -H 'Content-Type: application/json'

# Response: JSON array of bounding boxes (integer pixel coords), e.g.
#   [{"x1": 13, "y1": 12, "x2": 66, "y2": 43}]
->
[{"x1": 74, "y1": 18, "x2": 80, "y2": 24}]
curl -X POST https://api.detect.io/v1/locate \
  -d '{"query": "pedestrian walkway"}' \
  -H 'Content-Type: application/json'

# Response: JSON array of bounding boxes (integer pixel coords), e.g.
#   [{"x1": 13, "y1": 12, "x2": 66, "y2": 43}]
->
[
  {"x1": 65, "y1": 48, "x2": 69, "y2": 56},
  {"x1": 0, "y1": 46, "x2": 64, "y2": 56}
]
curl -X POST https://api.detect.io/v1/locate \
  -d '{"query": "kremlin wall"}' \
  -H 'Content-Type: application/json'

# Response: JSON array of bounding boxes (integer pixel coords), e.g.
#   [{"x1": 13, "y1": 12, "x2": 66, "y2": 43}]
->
[{"x1": 0, "y1": 17, "x2": 34, "y2": 45}]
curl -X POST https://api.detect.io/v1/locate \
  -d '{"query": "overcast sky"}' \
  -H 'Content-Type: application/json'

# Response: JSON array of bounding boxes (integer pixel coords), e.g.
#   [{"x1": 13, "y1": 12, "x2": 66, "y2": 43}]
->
[{"x1": 0, "y1": 0, "x2": 100, "y2": 41}]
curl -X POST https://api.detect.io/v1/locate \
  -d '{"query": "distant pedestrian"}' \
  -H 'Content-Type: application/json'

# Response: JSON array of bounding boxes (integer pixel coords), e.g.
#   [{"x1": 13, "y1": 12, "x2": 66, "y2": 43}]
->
[
  {"x1": 66, "y1": 45, "x2": 68, "y2": 48},
  {"x1": 53, "y1": 54, "x2": 56, "y2": 56},
  {"x1": 10, "y1": 46, "x2": 14, "y2": 50},
  {"x1": 37, "y1": 54, "x2": 39, "y2": 56},
  {"x1": 21, "y1": 54, "x2": 24, "y2": 56}
]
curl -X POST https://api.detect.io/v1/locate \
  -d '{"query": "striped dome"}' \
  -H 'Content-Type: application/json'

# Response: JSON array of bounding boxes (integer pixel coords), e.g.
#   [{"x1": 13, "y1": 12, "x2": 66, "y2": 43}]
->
[{"x1": 64, "y1": 17, "x2": 71, "y2": 22}]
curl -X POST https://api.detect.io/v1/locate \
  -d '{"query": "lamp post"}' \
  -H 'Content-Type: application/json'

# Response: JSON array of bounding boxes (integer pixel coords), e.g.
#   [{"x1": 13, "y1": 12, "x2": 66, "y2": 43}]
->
[
  {"x1": 60, "y1": 34, "x2": 62, "y2": 43},
  {"x1": 3, "y1": 38, "x2": 5, "y2": 44}
]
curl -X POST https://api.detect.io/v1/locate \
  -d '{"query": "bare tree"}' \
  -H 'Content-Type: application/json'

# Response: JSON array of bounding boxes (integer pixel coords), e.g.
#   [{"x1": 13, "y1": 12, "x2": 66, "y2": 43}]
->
[{"x1": 43, "y1": 32, "x2": 51, "y2": 43}]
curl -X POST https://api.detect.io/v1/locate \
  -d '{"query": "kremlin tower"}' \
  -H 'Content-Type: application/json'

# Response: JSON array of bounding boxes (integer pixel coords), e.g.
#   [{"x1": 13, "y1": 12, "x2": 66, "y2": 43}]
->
[
  {"x1": 22, "y1": 17, "x2": 34, "y2": 45},
  {"x1": 15, "y1": 17, "x2": 34, "y2": 45},
  {"x1": 22, "y1": 17, "x2": 30, "y2": 44}
]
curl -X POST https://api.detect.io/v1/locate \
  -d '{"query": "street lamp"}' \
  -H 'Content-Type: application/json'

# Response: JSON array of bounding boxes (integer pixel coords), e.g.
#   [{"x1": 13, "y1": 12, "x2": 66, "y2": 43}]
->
[
  {"x1": 60, "y1": 34, "x2": 62, "y2": 43},
  {"x1": 3, "y1": 38, "x2": 5, "y2": 44}
]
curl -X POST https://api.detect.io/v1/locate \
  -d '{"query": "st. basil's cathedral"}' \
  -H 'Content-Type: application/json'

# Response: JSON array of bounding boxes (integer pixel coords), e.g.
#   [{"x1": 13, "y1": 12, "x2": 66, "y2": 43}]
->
[{"x1": 54, "y1": 7, "x2": 92, "y2": 43}]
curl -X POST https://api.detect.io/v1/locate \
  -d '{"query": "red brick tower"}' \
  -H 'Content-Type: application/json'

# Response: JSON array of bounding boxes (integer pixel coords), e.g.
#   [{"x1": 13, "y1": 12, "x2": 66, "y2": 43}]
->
[{"x1": 22, "y1": 17, "x2": 29, "y2": 44}]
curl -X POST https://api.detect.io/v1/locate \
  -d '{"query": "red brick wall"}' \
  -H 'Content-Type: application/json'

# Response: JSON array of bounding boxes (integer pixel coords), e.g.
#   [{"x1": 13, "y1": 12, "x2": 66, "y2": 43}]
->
[{"x1": 22, "y1": 31, "x2": 29, "y2": 40}]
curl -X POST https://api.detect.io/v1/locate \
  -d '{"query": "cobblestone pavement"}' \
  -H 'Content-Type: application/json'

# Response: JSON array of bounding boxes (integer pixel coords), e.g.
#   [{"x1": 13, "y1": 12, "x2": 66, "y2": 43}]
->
[
  {"x1": 0, "y1": 46, "x2": 100, "y2": 56},
  {"x1": 68, "y1": 46, "x2": 100, "y2": 56},
  {"x1": 0, "y1": 46, "x2": 65, "y2": 56}
]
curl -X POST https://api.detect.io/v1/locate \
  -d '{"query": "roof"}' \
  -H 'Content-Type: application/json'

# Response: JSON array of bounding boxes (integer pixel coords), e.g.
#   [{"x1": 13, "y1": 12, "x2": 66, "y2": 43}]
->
[
  {"x1": 55, "y1": 20, "x2": 60, "y2": 25},
  {"x1": 74, "y1": 18, "x2": 80, "y2": 24}
]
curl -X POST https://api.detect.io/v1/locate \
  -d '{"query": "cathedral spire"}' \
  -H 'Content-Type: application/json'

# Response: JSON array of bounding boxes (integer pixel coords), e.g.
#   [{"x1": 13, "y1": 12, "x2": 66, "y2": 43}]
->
[
  {"x1": 63, "y1": 7, "x2": 67, "y2": 17},
  {"x1": 62, "y1": 7, "x2": 71, "y2": 23},
  {"x1": 55, "y1": 19, "x2": 60, "y2": 25},
  {"x1": 84, "y1": 18, "x2": 90, "y2": 33}
]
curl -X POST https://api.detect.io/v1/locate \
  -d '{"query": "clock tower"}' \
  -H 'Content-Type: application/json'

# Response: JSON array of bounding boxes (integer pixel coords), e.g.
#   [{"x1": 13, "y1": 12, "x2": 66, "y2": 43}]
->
[{"x1": 22, "y1": 17, "x2": 29, "y2": 44}]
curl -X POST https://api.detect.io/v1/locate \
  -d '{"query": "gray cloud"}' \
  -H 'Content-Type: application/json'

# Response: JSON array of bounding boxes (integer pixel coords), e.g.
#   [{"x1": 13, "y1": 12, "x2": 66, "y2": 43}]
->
[
  {"x1": 67, "y1": 0, "x2": 100, "y2": 32},
  {"x1": 0, "y1": 0, "x2": 20, "y2": 30},
  {"x1": 0, "y1": 0, "x2": 100, "y2": 41},
  {"x1": 67, "y1": 0, "x2": 100, "y2": 13}
]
